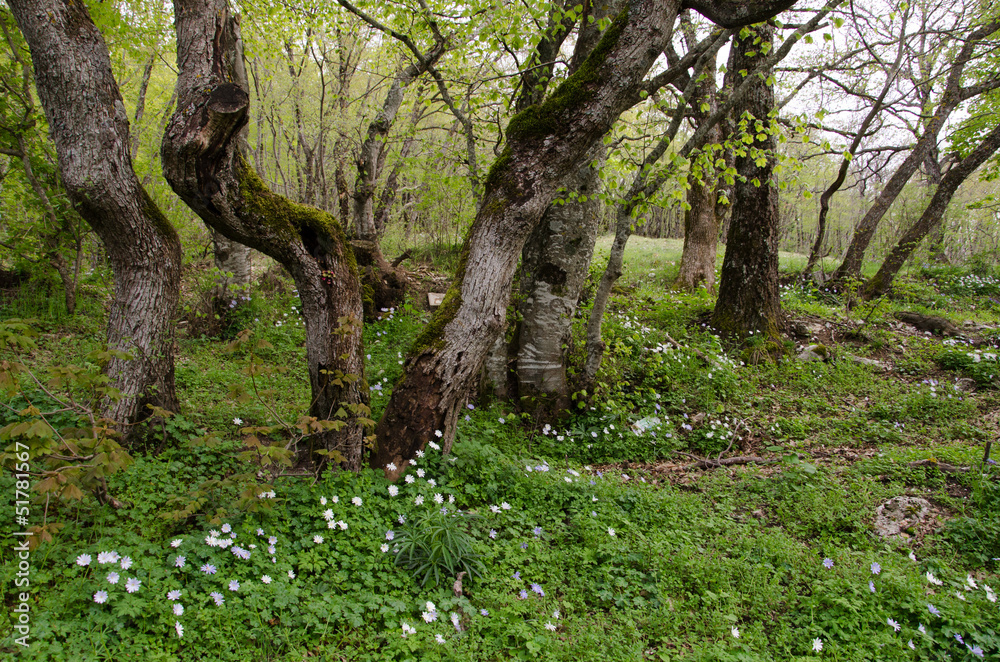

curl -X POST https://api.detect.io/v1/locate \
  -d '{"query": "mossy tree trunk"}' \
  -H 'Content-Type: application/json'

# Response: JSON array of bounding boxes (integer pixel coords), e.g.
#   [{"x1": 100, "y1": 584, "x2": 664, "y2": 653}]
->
[
  {"x1": 162, "y1": 0, "x2": 368, "y2": 469},
  {"x1": 374, "y1": 0, "x2": 798, "y2": 475},
  {"x1": 8, "y1": 0, "x2": 182, "y2": 435},
  {"x1": 711, "y1": 22, "x2": 783, "y2": 346},
  {"x1": 864, "y1": 121, "x2": 1000, "y2": 299}
]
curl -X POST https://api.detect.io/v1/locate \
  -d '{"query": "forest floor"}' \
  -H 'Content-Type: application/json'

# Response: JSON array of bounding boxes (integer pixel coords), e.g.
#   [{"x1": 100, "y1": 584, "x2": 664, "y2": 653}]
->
[{"x1": 1, "y1": 236, "x2": 999, "y2": 661}]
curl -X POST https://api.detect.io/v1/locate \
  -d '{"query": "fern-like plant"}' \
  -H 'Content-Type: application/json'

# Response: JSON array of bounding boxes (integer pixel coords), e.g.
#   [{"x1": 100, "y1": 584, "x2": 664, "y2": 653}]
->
[{"x1": 393, "y1": 509, "x2": 484, "y2": 587}]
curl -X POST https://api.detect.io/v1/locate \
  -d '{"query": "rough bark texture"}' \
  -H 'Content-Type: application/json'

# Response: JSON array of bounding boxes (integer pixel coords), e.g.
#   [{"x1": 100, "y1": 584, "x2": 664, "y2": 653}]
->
[
  {"x1": 831, "y1": 16, "x2": 1000, "y2": 283},
  {"x1": 711, "y1": 22, "x2": 782, "y2": 346},
  {"x1": 864, "y1": 122, "x2": 1000, "y2": 298},
  {"x1": 374, "y1": 0, "x2": 796, "y2": 476},
  {"x1": 373, "y1": 1, "x2": 682, "y2": 476},
  {"x1": 516, "y1": 143, "x2": 604, "y2": 416},
  {"x1": 675, "y1": 172, "x2": 720, "y2": 291},
  {"x1": 162, "y1": 0, "x2": 368, "y2": 469},
  {"x1": 8, "y1": 0, "x2": 182, "y2": 431}
]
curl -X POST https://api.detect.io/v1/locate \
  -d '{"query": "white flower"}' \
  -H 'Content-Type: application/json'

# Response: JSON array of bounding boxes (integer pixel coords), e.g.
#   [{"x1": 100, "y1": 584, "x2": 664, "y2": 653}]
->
[
  {"x1": 435, "y1": 634, "x2": 446, "y2": 644},
  {"x1": 966, "y1": 575, "x2": 978, "y2": 590},
  {"x1": 956, "y1": 591, "x2": 966, "y2": 601},
  {"x1": 233, "y1": 418, "x2": 243, "y2": 426},
  {"x1": 490, "y1": 505, "x2": 500, "y2": 513},
  {"x1": 338, "y1": 520, "x2": 348, "y2": 530},
  {"x1": 119, "y1": 556, "x2": 133, "y2": 570},
  {"x1": 323, "y1": 508, "x2": 335, "y2": 521},
  {"x1": 76, "y1": 554, "x2": 92, "y2": 567},
  {"x1": 434, "y1": 493, "x2": 444, "y2": 504},
  {"x1": 409, "y1": 459, "x2": 417, "y2": 465},
  {"x1": 221, "y1": 523, "x2": 231, "y2": 534},
  {"x1": 501, "y1": 502, "x2": 511, "y2": 510},
  {"x1": 544, "y1": 622, "x2": 556, "y2": 631},
  {"x1": 97, "y1": 551, "x2": 119, "y2": 564},
  {"x1": 175, "y1": 621, "x2": 184, "y2": 638},
  {"x1": 229, "y1": 580, "x2": 240, "y2": 591},
  {"x1": 498, "y1": 418, "x2": 505, "y2": 424},
  {"x1": 174, "y1": 556, "x2": 186, "y2": 568},
  {"x1": 314, "y1": 535, "x2": 324, "y2": 544},
  {"x1": 908, "y1": 640, "x2": 915, "y2": 650},
  {"x1": 168, "y1": 590, "x2": 181, "y2": 601},
  {"x1": 731, "y1": 626, "x2": 740, "y2": 638},
  {"x1": 173, "y1": 603, "x2": 184, "y2": 616},
  {"x1": 288, "y1": 570, "x2": 296, "y2": 579},
  {"x1": 401, "y1": 622, "x2": 416, "y2": 638},
  {"x1": 451, "y1": 612, "x2": 461, "y2": 630},
  {"x1": 386, "y1": 462, "x2": 397, "y2": 471},
  {"x1": 812, "y1": 638, "x2": 822, "y2": 652},
  {"x1": 405, "y1": 475, "x2": 415, "y2": 484},
  {"x1": 422, "y1": 611, "x2": 437, "y2": 623},
  {"x1": 106, "y1": 572, "x2": 120, "y2": 585},
  {"x1": 261, "y1": 575, "x2": 272, "y2": 584},
  {"x1": 319, "y1": 496, "x2": 327, "y2": 505},
  {"x1": 553, "y1": 609, "x2": 560, "y2": 619},
  {"x1": 926, "y1": 571, "x2": 943, "y2": 586},
  {"x1": 608, "y1": 527, "x2": 616, "y2": 537},
  {"x1": 388, "y1": 485, "x2": 399, "y2": 496},
  {"x1": 416, "y1": 450, "x2": 425, "y2": 458},
  {"x1": 435, "y1": 429, "x2": 443, "y2": 438},
  {"x1": 888, "y1": 618, "x2": 900, "y2": 631},
  {"x1": 170, "y1": 539, "x2": 183, "y2": 548},
  {"x1": 398, "y1": 514, "x2": 407, "y2": 524},
  {"x1": 94, "y1": 590, "x2": 108, "y2": 604},
  {"x1": 327, "y1": 520, "x2": 336, "y2": 529},
  {"x1": 417, "y1": 469, "x2": 426, "y2": 478},
  {"x1": 125, "y1": 577, "x2": 141, "y2": 593},
  {"x1": 381, "y1": 543, "x2": 389, "y2": 552},
  {"x1": 909, "y1": 551, "x2": 918, "y2": 562},
  {"x1": 414, "y1": 495, "x2": 424, "y2": 505},
  {"x1": 427, "y1": 479, "x2": 436, "y2": 487},
  {"x1": 352, "y1": 497, "x2": 363, "y2": 506},
  {"x1": 984, "y1": 585, "x2": 995, "y2": 602},
  {"x1": 331, "y1": 496, "x2": 339, "y2": 503},
  {"x1": 429, "y1": 440, "x2": 441, "y2": 450}
]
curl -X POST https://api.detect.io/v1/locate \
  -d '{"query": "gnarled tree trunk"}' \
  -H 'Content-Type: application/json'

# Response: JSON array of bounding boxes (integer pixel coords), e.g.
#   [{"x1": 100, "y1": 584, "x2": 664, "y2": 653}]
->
[
  {"x1": 162, "y1": 0, "x2": 368, "y2": 469},
  {"x1": 711, "y1": 22, "x2": 782, "y2": 347},
  {"x1": 8, "y1": 0, "x2": 182, "y2": 433},
  {"x1": 374, "y1": 0, "x2": 798, "y2": 476}
]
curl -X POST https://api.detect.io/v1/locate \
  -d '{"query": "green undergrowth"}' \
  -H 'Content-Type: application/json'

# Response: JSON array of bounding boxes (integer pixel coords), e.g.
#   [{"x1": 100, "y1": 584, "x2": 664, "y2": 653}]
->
[{"x1": 2, "y1": 248, "x2": 1000, "y2": 661}]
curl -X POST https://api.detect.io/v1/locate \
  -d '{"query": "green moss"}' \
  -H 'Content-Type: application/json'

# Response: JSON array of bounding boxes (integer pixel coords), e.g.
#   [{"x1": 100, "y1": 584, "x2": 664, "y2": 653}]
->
[
  {"x1": 407, "y1": 244, "x2": 470, "y2": 357},
  {"x1": 236, "y1": 154, "x2": 358, "y2": 278},
  {"x1": 140, "y1": 187, "x2": 178, "y2": 242},
  {"x1": 505, "y1": 7, "x2": 629, "y2": 143},
  {"x1": 483, "y1": 147, "x2": 512, "y2": 192}
]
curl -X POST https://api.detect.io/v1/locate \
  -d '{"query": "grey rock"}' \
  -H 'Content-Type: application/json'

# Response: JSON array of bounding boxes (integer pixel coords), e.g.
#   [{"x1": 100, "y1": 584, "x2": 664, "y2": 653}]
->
[{"x1": 874, "y1": 496, "x2": 931, "y2": 538}]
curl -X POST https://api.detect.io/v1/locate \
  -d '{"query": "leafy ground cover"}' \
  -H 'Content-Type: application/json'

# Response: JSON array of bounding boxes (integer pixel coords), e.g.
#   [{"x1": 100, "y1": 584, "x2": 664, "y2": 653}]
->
[{"x1": 1, "y1": 240, "x2": 998, "y2": 661}]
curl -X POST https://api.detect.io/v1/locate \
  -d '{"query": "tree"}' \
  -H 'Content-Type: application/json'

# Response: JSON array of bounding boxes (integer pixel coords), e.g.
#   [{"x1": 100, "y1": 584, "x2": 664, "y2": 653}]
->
[
  {"x1": 711, "y1": 21, "x2": 782, "y2": 346},
  {"x1": 831, "y1": 10, "x2": 1000, "y2": 283},
  {"x1": 162, "y1": 0, "x2": 369, "y2": 470},
  {"x1": 7, "y1": 0, "x2": 182, "y2": 433},
  {"x1": 373, "y1": 0, "x2": 799, "y2": 476}
]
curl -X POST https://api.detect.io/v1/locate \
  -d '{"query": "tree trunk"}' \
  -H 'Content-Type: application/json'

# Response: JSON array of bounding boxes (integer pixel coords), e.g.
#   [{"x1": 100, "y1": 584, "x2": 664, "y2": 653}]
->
[
  {"x1": 674, "y1": 139, "x2": 721, "y2": 292},
  {"x1": 711, "y1": 22, "x2": 782, "y2": 347},
  {"x1": 162, "y1": 0, "x2": 368, "y2": 469},
  {"x1": 373, "y1": 2, "x2": 687, "y2": 476},
  {"x1": 864, "y1": 122, "x2": 1000, "y2": 298},
  {"x1": 8, "y1": 0, "x2": 181, "y2": 431},
  {"x1": 515, "y1": 143, "x2": 604, "y2": 416}
]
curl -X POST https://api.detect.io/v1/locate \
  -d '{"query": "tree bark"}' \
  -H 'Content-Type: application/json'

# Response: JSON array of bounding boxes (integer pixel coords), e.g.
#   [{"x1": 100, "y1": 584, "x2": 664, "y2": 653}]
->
[
  {"x1": 864, "y1": 121, "x2": 1000, "y2": 298},
  {"x1": 711, "y1": 22, "x2": 782, "y2": 346},
  {"x1": 515, "y1": 143, "x2": 604, "y2": 415},
  {"x1": 162, "y1": 0, "x2": 368, "y2": 469},
  {"x1": 8, "y1": 0, "x2": 182, "y2": 431},
  {"x1": 374, "y1": 0, "x2": 798, "y2": 475}
]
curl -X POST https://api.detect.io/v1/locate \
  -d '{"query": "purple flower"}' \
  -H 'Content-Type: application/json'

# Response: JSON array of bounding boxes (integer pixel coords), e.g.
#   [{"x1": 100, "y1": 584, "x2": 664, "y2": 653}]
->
[
  {"x1": 513, "y1": 571, "x2": 520, "y2": 580},
  {"x1": 869, "y1": 580, "x2": 876, "y2": 593},
  {"x1": 480, "y1": 609, "x2": 489, "y2": 616},
  {"x1": 530, "y1": 583, "x2": 545, "y2": 596},
  {"x1": 968, "y1": 644, "x2": 984, "y2": 658},
  {"x1": 520, "y1": 542, "x2": 528, "y2": 549},
  {"x1": 823, "y1": 558, "x2": 834, "y2": 569},
  {"x1": 928, "y1": 604, "x2": 941, "y2": 617},
  {"x1": 489, "y1": 529, "x2": 497, "y2": 539},
  {"x1": 533, "y1": 527, "x2": 543, "y2": 537},
  {"x1": 519, "y1": 590, "x2": 528, "y2": 599},
  {"x1": 871, "y1": 562, "x2": 881, "y2": 575},
  {"x1": 200, "y1": 563, "x2": 217, "y2": 575},
  {"x1": 954, "y1": 634, "x2": 964, "y2": 645},
  {"x1": 210, "y1": 591, "x2": 224, "y2": 605}
]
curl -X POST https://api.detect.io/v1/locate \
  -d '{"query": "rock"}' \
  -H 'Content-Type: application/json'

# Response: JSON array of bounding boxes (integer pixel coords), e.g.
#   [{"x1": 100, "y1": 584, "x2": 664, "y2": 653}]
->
[
  {"x1": 797, "y1": 344, "x2": 829, "y2": 362},
  {"x1": 427, "y1": 292, "x2": 445, "y2": 307},
  {"x1": 874, "y1": 496, "x2": 931, "y2": 538},
  {"x1": 847, "y1": 355, "x2": 889, "y2": 371},
  {"x1": 954, "y1": 378, "x2": 976, "y2": 392}
]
